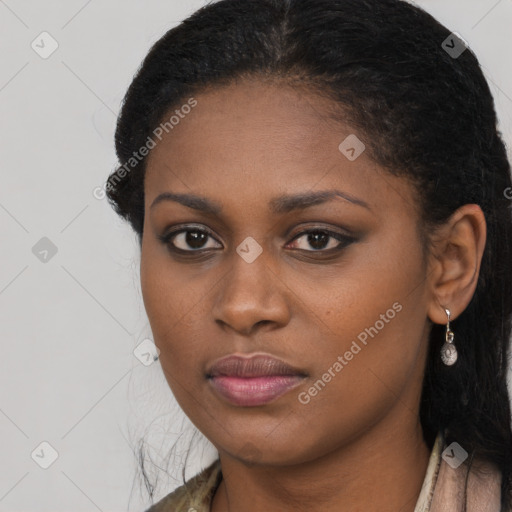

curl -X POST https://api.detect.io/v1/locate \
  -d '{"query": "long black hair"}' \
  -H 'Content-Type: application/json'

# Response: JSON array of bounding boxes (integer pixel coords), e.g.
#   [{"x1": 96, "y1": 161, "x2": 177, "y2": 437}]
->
[{"x1": 106, "y1": 0, "x2": 512, "y2": 509}]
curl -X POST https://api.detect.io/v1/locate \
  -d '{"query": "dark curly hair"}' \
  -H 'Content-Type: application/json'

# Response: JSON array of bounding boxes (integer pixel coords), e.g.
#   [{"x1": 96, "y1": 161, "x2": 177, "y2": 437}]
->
[{"x1": 105, "y1": 0, "x2": 512, "y2": 509}]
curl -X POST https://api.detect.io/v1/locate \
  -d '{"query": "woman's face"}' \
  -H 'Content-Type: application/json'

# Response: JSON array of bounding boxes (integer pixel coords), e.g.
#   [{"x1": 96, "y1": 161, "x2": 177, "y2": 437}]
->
[{"x1": 141, "y1": 79, "x2": 433, "y2": 465}]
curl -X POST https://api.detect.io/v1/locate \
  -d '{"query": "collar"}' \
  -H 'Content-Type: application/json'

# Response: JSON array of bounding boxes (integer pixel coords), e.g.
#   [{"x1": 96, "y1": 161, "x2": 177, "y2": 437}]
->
[{"x1": 414, "y1": 430, "x2": 503, "y2": 512}]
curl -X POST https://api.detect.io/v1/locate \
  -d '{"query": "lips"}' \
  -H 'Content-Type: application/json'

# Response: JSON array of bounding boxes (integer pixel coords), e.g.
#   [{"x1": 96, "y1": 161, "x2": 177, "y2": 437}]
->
[
  {"x1": 206, "y1": 354, "x2": 307, "y2": 407},
  {"x1": 207, "y1": 354, "x2": 307, "y2": 378}
]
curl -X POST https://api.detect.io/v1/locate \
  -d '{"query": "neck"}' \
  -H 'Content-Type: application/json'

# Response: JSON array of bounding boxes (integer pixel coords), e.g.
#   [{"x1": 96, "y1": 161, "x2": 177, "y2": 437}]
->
[{"x1": 211, "y1": 416, "x2": 432, "y2": 512}]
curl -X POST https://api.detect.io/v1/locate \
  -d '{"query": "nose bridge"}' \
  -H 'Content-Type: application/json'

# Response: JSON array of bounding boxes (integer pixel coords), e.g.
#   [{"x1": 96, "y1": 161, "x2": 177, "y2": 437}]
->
[
  {"x1": 223, "y1": 242, "x2": 275, "y2": 306},
  {"x1": 212, "y1": 241, "x2": 289, "y2": 333}
]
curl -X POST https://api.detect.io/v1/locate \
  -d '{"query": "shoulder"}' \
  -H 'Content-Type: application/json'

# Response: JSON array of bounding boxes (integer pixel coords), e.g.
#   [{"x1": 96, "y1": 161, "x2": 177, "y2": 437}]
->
[{"x1": 143, "y1": 459, "x2": 222, "y2": 512}]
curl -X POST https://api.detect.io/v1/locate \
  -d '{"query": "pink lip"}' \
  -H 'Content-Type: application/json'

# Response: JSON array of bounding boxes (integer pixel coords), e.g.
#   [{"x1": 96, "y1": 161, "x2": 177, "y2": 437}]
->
[
  {"x1": 206, "y1": 354, "x2": 307, "y2": 407},
  {"x1": 209, "y1": 375, "x2": 305, "y2": 406}
]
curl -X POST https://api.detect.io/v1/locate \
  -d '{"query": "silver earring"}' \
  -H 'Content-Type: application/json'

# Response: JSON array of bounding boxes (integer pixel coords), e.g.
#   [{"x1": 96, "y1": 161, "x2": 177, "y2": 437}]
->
[{"x1": 441, "y1": 308, "x2": 458, "y2": 366}]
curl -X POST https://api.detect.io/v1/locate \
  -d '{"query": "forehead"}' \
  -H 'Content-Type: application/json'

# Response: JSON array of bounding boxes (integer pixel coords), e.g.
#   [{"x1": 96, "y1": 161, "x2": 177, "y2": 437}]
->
[
  {"x1": 149, "y1": 80, "x2": 344, "y2": 164},
  {"x1": 144, "y1": 79, "x2": 418, "y2": 219}
]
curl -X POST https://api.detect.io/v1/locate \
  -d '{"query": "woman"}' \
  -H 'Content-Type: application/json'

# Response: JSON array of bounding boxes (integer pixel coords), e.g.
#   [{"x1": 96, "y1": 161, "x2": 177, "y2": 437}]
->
[{"x1": 105, "y1": 0, "x2": 512, "y2": 510}]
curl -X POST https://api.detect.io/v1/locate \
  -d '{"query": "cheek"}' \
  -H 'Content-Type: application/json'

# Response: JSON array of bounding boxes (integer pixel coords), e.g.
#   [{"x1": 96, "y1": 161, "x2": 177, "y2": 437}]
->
[
  {"x1": 299, "y1": 223, "x2": 424, "y2": 352},
  {"x1": 292, "y1": 231, "x2": 428, "y2": 444},
  {"x1": 293, "y1": 303, "x2": 427, "y2": 461},
  {"x1": 140, "y1": 257, "x2": 208, "y2": 414},
  {"x1": 140, "y1": 242, "x2": 190, "y2": 355},
  {"x1": 140, "y1": 244, "x2": 215, "y2": 387}
]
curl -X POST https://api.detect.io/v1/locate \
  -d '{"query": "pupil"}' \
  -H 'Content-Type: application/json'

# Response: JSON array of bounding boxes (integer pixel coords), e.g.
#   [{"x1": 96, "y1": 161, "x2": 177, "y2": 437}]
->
[
  {"x1": 187, "y1": 231, "x2": 207, "y2": 249},
  {"x1": 309, "y1": 232, "x2": 329, "y2": 250}
]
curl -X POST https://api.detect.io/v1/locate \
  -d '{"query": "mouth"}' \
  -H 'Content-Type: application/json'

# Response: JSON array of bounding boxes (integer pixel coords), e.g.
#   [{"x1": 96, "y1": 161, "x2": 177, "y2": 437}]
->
[{"x1": 206, "y1": 354, "x2": 307, "y2": 407}]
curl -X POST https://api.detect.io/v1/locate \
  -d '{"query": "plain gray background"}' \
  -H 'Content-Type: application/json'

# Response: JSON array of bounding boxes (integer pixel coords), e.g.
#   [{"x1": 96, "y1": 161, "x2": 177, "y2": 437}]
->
[{"x1": 1, "y1": 1, "x2": 511, "y2": 511}]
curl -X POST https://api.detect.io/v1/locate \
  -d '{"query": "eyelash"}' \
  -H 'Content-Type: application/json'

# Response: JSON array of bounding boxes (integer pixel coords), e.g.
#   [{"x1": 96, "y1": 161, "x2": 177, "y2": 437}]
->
[{"x1": 157, "y1": 224, "x2": 356, "y2": 256}]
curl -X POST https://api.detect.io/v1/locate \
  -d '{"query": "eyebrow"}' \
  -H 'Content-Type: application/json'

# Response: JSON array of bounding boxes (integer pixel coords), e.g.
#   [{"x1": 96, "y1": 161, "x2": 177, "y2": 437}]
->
[{"x1": 150, "y1": 189, "x2": 371, "y2": 214}]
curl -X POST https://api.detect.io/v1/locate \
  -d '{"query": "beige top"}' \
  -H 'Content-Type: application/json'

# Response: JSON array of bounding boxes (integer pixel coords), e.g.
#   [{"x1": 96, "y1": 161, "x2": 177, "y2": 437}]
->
[{"x1": 145, "y1": 431, "x2": 506, "y2": 512}]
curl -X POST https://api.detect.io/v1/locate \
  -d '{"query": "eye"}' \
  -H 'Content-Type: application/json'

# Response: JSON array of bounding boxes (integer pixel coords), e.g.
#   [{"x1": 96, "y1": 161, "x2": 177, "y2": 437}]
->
[
  {"x1": 158, "y1": 225, "x2": 356, "y2": 255},
  {"x1": 286, "y1": 229, "x2": 355, "y2": 252},
  {"x1": 158, "y1": 226, "x2": 221, "y2": 252}
]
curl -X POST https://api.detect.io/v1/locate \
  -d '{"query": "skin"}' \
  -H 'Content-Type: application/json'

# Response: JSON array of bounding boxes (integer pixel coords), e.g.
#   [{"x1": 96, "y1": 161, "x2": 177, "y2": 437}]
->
[{"x1": 140, "y1": 79, "x2": 486, "y2": 512}]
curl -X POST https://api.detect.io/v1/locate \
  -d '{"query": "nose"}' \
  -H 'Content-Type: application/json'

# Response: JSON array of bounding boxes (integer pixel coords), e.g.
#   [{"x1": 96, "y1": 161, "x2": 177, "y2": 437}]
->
[{"x1": 211, "y1": 247, "x2": 291, "y2": 336}]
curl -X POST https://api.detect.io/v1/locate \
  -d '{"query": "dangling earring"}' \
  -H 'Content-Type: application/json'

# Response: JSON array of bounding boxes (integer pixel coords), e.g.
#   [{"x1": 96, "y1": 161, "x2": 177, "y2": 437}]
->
[{"x1": 440, "y1": 308, "x2": 458, "y2": 366}]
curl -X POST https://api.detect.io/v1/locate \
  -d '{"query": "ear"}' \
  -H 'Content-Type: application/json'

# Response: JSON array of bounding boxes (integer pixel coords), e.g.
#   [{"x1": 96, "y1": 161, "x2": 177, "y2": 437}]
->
[{"x1": 426, "y1": 204, "x2": 487, "y2": 325}]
